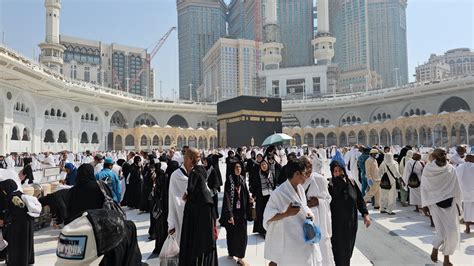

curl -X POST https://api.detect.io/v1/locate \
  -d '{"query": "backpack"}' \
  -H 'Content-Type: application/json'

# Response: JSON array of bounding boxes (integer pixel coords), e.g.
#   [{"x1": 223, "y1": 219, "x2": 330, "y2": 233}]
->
[
  {"x1": 96, "y1": 180, "x2": 126, "y2": 219},
  {"x1": 380, "y1": 172, "x2": 392, "y2": 190},
  {"x1": 408, "y1": 162, "x2": 421, "y2": 188}
]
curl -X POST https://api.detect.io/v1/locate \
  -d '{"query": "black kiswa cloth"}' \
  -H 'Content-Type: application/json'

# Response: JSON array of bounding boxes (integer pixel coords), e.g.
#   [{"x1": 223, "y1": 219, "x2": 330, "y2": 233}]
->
[
  {"x1": 86, "y1": 209, "x2": 125, "y2": 256},
  {"x1": 179, "y1": 165, "x2": 217, "y2": 266}
]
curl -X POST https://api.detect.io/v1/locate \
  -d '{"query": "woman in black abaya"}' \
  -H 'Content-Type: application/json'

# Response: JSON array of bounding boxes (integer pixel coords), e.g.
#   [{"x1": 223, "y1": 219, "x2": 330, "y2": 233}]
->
[
  {"x1": 219, "y1": 162, "x2": 251, "y2": 265},
  {"x1": 140, "y1": 155, "x2": 155, "y2": 213},
  {"x1": 126, "y1": 156, "x2": 142, "y2": 209},
  {"x1": 153, "y1": 161, "x2": 178, "y2": 254},
  {"x1": 203, "y1": 156, "x2": 220, "y2": 219},
  {"x1": 0, "y1": 179, "x2": 35, "y2": 266},
  {"x1": 329, "y1": 161, "x2": 371, "y2": 266},
  {"x1": 249, "y1": 159, "x2": 273, "y2": 235}
]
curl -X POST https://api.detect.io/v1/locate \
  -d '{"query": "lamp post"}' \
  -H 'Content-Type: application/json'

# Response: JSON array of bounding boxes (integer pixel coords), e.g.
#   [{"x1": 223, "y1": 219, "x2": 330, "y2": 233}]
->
[
  {"x1": 394, "y1": 67, "x2": 399, "y2": 87},
  {"x1": 189, "y1": 83, "x2": 193, "y2": 101}
]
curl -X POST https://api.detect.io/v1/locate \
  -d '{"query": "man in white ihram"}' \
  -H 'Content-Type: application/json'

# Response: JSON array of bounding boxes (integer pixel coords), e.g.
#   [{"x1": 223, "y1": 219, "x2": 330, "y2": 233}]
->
[
  {"x1": 264, "y1": 159, "x2": 322, "y2": 266},
  {"x1": 167, "y1": 148, "x2": 200, "y2": 245}
]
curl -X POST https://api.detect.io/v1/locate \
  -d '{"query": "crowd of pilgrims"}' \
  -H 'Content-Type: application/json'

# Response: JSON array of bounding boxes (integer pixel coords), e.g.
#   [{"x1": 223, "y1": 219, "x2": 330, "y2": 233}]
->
[{"x1": 0, "y1": 143, "x2": 472, "y2": 266}]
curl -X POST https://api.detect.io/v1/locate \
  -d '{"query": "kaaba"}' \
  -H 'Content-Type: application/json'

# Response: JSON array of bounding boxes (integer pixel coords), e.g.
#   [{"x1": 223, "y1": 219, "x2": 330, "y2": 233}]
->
[{"x1": 217, "y1": 95, "x2": 282, "y2": 148}]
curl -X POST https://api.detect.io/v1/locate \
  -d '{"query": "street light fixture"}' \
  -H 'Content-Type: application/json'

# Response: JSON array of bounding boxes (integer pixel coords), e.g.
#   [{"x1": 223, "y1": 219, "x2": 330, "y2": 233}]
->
[{"x1": 189, "y1": 83, "x2": 193, "y2": 101}]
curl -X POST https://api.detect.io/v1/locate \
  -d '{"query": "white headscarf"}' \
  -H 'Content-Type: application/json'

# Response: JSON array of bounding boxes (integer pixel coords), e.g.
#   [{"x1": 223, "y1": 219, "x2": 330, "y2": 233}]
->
[{"x1": 383, "y1": 153, "x2": 397, "y2": 167}]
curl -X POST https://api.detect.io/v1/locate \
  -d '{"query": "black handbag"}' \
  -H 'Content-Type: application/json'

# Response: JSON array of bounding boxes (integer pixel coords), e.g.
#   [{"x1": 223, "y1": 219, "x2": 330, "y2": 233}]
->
[
  {"x1": 436, "y1": 197, "x2": 453, "y2": 208},
  {"x1": 408, "y1": 162, "x2": 421, "y2": 188}
]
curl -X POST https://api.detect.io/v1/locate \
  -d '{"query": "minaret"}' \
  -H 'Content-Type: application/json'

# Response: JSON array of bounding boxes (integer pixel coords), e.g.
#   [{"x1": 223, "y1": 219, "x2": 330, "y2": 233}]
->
[
  {"x1": 261, "y1": 0, "x2": 283, "y2": 70},
  {"x1": 38, "y1": 0, "x2": 64, "y2": 73},
  {"x1": 312, "y1": 0, "x2": 336, "y2": 65}
]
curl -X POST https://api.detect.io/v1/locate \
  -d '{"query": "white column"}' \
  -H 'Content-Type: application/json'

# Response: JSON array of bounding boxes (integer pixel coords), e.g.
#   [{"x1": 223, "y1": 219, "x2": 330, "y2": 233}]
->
[{"x1": 317, "y1": 0, "x2": 330, "y2": 33}]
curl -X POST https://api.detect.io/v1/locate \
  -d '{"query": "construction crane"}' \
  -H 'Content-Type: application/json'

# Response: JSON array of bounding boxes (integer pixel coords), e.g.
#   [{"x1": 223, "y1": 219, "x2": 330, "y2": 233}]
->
[{"x1": 127, "y1": 26, "x2": 176, "y2": 91}]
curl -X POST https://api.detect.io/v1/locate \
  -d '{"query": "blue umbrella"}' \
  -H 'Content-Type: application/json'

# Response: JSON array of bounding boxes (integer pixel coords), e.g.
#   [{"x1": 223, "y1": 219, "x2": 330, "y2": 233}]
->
[{"x1": 262, "y1": 133, "x2": 293, "y2": 146}]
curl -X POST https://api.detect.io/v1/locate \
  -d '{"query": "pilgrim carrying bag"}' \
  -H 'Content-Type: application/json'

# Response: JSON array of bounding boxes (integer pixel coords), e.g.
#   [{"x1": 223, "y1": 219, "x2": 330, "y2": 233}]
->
[
  {"x1": 408, "y1": 162, "x2": 421, "y2": 188},
  {"x1": 97, "y1": 180, "x2": 127, "y2": 219}
]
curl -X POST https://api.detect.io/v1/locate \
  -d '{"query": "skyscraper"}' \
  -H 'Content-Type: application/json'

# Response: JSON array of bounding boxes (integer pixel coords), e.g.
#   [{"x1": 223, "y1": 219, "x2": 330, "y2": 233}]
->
[
  {"x1": 228, "y1": 0, "x2": 245, "y2": 39},
  {"x1": 329, "y1": 0, "x2": 370, "y2": 74},
  {"x1": 367, "y1": 0, "x2": 408, "y2": 88},
  {"x1": 329, "y1": 0, "x2": 408, "y2": 91},
  {"x1": 177, "y1": 0, "x2": 227, "y2": 100},
  {"x1": 278, "y1": 0, "x2": 314, "y2": 68},
  {"x1": 202, "y1": 38, "x2": 260, "y2": 102}
]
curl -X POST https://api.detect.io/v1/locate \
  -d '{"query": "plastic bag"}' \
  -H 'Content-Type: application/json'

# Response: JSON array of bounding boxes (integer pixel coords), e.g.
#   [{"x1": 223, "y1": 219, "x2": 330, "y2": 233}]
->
[
  {"x1": 303, "y1": 217, "x2": 321, "y2": 244},
  {"x1": 159, "y1": 234, "x2": 180, "y2": 258}
]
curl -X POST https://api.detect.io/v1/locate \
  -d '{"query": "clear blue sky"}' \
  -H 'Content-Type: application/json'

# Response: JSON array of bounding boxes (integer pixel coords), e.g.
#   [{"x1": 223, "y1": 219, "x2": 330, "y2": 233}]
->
[{"x1": 1, "y1": 0, "x2": 473, "y2": 99}]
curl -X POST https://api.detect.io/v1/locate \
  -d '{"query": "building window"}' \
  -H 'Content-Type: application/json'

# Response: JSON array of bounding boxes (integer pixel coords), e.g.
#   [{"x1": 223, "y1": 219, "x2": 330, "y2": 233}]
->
[
  {"x1": 44, "y1": 129, "x2": 55, "y2": 143},
  {"x1": 58, "y1": 130, "x2": 67, "y2": 143},
  {"x1": 84, "y1": 67, "x2": 90, "y2": 82},
  {"x1": 11, "y1": 127, "x2": 19, "y2": 140},
  {"x1": 272, "y1": 80, "x2": 279, "y2": 96},
  {"x1": 286, "y1": 79, "x2": 305, "y2": 94},
  {"x1": 313, "y1": 77, "x2": 321, "y2": 96}
]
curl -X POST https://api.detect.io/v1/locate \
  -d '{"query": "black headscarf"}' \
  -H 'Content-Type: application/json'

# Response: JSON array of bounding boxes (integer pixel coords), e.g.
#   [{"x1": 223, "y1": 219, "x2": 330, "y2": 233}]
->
[
  {"x1": 166, "y1": 161, "x2": 179, "y2": 178},
  {"x1": 0, "y1": 179, "x2": 18, "y2": 196},
  {"x1": 203, "y1": 156, "x2": 212, "y2": 170},
  {"x1": 76, "y1": 164, "x2": 95, "y2": 185},
  {"x1": 330, "y1": 160, "x2": 349, "y2": 178}
]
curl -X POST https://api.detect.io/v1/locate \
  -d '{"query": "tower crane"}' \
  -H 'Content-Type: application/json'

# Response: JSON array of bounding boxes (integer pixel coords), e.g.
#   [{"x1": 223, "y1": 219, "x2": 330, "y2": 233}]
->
[{"x1": 117, "y1": 26, "x2": 176, "y2": 92}]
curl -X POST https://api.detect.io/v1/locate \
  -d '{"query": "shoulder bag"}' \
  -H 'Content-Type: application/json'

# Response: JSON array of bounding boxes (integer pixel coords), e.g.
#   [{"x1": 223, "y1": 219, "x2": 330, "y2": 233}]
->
[{"x1": 407, "y1": 162, "x2": 421, "y2": 188}]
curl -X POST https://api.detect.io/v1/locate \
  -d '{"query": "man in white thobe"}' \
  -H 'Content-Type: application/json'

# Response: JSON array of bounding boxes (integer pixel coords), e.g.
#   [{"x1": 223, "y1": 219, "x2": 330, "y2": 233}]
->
[
  {"x1": 456, "y1": 155, "x2": 474, "y2": 233},
  {"x1": 167, "y1": 148, "x2": 200, "y2": 245},
  {"x1": 5, "y1": 154, "x2": 16, "y2": 169},
  {"x1": 263, "y1": 160, "x2": 322, "y2": 266},
  {"x1": 302, "y1": 156, "x2": 335, "y2": 266},
  {"x1": 347, "y1": 146, "x2": 360, "y2": 181},
  {"x1": 41, "y1": 152, "x2": 56, "y2": 167}
]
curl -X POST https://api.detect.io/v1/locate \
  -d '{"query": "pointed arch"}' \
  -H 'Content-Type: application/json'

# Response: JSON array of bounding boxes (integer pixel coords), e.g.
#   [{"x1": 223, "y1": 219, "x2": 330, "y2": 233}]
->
[
  {"x1": 115, "y1": 135, "x2": 123, "y2": 150},
  {"x1": 43, "y1": 129, "x2": 55, "y2": 143},
  {"x1": 58, "y1": 130, "x2": 68, "y2": 143},
  {"x1": 125, "y1": 135, "x2": 135, "y2": 146},
  {"x1": 439, "y1": 96, "x2": 471, "y2": 113},
  {"x1": 11, "y1": 126, "x2": 19, "y2": 140},
  {"x1": 152, "y1": 135, "x2": 160, "y2": 146},
  {"x1": 304, "y1": 133, "x2": 314, "y2": 146},
  {"x1": 134, "y1": 113, "x2": 158, "y2": 126},
  {"x1": 339, "y1": 132, "x2": 347, "y2": 146},
  {"x1": 110, "y1": 111, "x2": 128, "y2": 128},
  {"x1": 167, "y1": 115, "x2": 189, "y2": 128},
  {"x1": 80, "y1": 132, "x2": 89, "y2": 143},
  {"x1": 358, "y1": 130, "x2": 367, "y2": 145},
  {"x1": 327, "y1": 132, "x2": 336, "y2": 146},
  {"x1": 293, "y1": 133, "x2": 302, "y2": 146},
  {"x1": 91, "y1": 133, "x2": 99, "y2": 144},
  {"x1": 380, "y1": 129, "x2": 390, "y2": 147}
]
